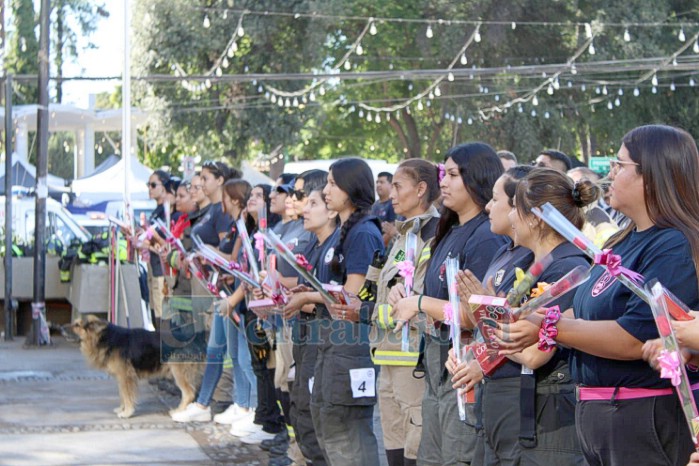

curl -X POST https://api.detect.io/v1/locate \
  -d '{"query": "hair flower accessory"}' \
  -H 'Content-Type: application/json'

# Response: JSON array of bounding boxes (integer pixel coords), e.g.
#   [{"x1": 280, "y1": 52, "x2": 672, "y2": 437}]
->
[{"x1": 438, "y1": 163, "x2": 446, "y2": 183}]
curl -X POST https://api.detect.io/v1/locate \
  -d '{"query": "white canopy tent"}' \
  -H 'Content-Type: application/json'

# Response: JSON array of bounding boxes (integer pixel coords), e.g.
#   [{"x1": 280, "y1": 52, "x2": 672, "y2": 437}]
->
[{"x1": 71, "y1": 155, "x2": 152, "y2": 205}]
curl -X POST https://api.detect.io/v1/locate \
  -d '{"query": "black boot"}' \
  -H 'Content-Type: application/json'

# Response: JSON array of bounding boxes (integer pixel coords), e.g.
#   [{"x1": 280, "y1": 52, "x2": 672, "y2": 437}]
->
[
  {"x1": 385, "y1": 449, "x2": 405, "y2": 466},
  {"x1": 403, "y1": 457, "x2": 417, "y2": 466}
]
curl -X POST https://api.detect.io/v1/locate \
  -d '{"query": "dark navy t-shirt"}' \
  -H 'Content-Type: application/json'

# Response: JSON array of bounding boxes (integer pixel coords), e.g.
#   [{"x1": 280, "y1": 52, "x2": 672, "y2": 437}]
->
[
  {"x1": 489, "y1": 242, "x2": 588, "y2": 379},
  {"x1": 274, "y1": 219, "x2": 313, "y2": 279},
  {"x1": 571, "y1": 226, "x2": 699, "y2": 388},
  {"x1": 371, "y1": 199, "x2": 396, "y2": 223},
  {"x1": 424, "y1": 212, "x2": 507, "y2": 300},
  {"x1": 303, "y1": 228, "x2": 341, "y2": 286},
  {"x1": 481, "y1": 242, "x2": 534, "y2": 379},
  {"x1": 148, "y1": 203, "x2": 167, "y2": 276},
  {"x1": 339, "y1": 216, "x2": 385, "y2": 277},
  {"x1": 190, "y1": 202, "x2": 232, "y2": 247}
]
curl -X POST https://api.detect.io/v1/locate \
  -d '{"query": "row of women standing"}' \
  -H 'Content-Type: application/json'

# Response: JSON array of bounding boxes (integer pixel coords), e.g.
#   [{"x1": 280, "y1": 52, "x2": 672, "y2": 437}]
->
[{"x1": 149, "y1": 122, "x2": 699, "y2": 466}]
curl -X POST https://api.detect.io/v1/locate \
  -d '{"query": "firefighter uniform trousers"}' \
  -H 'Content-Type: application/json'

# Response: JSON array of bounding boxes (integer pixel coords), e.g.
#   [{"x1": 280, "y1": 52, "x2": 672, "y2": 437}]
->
[{"x1": 310, "y1": 314, "x2": 380, "y2": 466}]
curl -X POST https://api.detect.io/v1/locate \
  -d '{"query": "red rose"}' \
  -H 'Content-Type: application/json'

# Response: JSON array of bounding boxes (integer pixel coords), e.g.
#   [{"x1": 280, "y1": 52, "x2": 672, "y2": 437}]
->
[{"x1": 656, "y1": 315, "x2": 672, "y2": 337}]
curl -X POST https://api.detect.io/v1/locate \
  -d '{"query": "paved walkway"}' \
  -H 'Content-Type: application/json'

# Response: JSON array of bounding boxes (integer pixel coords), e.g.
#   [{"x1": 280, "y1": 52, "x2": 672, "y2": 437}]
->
[{"x1": 0, "y1": 336, "x2": 268, "y2": 465}]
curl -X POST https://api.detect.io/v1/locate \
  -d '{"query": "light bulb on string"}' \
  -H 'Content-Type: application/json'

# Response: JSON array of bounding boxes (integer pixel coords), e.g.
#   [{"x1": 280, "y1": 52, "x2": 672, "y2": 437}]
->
[
  {"x1": 553, "y1": 78, "x2": 560, "y2": 90},
  {"x1": 222, "y1": 10, "x2": 227, "y2": 20},
  {"x1": 445, "y1": 112, "x2": 451, "y2": 119},
  {"x1": 417, "y1": 100, "x2": 424, "y2": 111},
  {"x1": 602, "y1": 85, "x2": 608, "y2": 95},
  {"x1": 567, "y1": 81, "x2": 572, "y2": 88},
  {"x1": 633, "y1": 87, "x2": 640, "y2": 96},
  {"x1": 369, "y1": 21, "x2": 377, "y2": 36},
  {"x1": 652, "y1": 86, "x2": 657, "y2": 94},
  {"x1": 448, "y1": 72, "x2": 454, "y2": 81},
  {"x1": 679, "y1": 27, "x2": 686, "y2": 42},
  {"x1": 302, "y1": 95, "x2": 308, "y2": 104},
  {"x1": 238, "y1": 25, "x2": 245, "y2": 37},
  {"x1": 222, "y1": 57, "x2": 229, "y2": 68},
  {"x1": 435, "y1": 86, "x2": 441, "y2": 97},
  {"x1": 271, "y1": 94, "x2": 277, "y2": 103},
  {"x1": 614, "y1": 97, "x2": 621, "y2": 106},
  {"x1": 595, "y1": 86, "x2": 601, "y2": 94},
  {"x1": 607, "y1": 101, "x2": 613, "y2": 110},
  {"x1": 581, "y1": 84, "x2": 586, "y2": 91},
  {"x1": 585, "y1": 23, "x2": 592, "y2": 39},
  {"x1": 517, "y1": 105, "x2": 523, "y2": 113},
  {"x1": 532, "y1": 95, "x2": 539, "y2": 106},
  {"x1": 511, "y1": 22, "x2": 516, "y2": 30},
  {"x1": 203, "y1": 15, "x2": 210, "y2": 28},
  {"x1": 344, "y1": 60, "x2": 351, "y2": 70},
  {"x1": 547, "y1": 84, "x2": 554, "y2": 95},
  {"x1": 375, "y1": 114, "x2": 381, "y2": 123},
  {"x1": 474, "y1": 30, "x2": 481, "y2": 42},
  {"x1": 494, "y1": 94, "x2": 500, "y2": 101},
  {"x1": 428, "y1": 91, "x2": 434, "y2": 100},
  {"x1": 544, "y1": 111, "x2": 550, "y2": 119},
  {"x1": 355, "y1": 43, "x2": 363, "y2": 55},
  {"x1": 694, "y1": 40, "x2": 699, "y2": 53},
  {"x1": 309, "y1": 92, "x2": 316, "y2": 101},
  {"x1": 319, "y1": 86, "x2": 326, "y2": 96},
  {"x1": 426, "y1": 25, "x2": 434, "y2": 39},
  {"x1": 285, "y1": 98, "x2": 291, "y2": 107},
  {"x1": 588, "y1": 42, "x2": 596, "y2": 55},
  {"x1": 205, "y1": 78, "x2": 211, "y2": 88},
  {"x1": 531, "y1": 110, "x2": 537, "y2": 117},
  {"x1": 264, "y1": 91, "x2": 269, "y2": 99},
  {"x1": 571, "y1": 63, "x2": 577, "y2": 75},
  {"x1": 292, "y1": 98, "x2": 299, "y2": 107},
  {"x1": 671, "y1": 82, "x2": 676, "y2": 91},
  {"x1": 450, "y1": 115, "x2": 455, "y2": 122},
  {"x1": 228, "y1": 46, "x2": 236, "y2": 58},
  {"x1": 277, "y1": 98, "x2": 284, "y2": 107},
  {"x1": 358, "y1": 109, "x2": 364, "y2": 118},
  {"x1": 652, "y1": 74, "x2": 658, "y2": 86},
  {"x1": 386, "y1": 112, "x2": 391, "y2": 121},
  {"x1": 624, "y1": 28, "x2": 631, "y2": 42},
  {"x1": 460, "y1": 53, "x2": 468, "y2": 65},
  {"x1": 618, "y1": 88, "x2": 624, "y2": 95},
  {"x1": 215, "y1": 67, "x2": 222, "y2": 77},
  {"x1": 467, "y1": 117, "x2": 473, "y2": 125},
  {"x1": 366, "y1": 112, "x2": 372, "y2": 122},
  {"x1": 691, "y1": 78, "x2": 696, "y2": 86},
  {"x1": 457, "y1": 116, "x2": 463, "y2": 124}
]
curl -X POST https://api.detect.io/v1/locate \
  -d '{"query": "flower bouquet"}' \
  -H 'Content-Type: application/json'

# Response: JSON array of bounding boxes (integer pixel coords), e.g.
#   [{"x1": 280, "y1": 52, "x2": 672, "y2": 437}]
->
[
  {"x1": 396, "y1": 220, "x2": 420, "y2": 351},
  {"x1": 647, "y1": 281, "x2": 699, "y2": 450}
]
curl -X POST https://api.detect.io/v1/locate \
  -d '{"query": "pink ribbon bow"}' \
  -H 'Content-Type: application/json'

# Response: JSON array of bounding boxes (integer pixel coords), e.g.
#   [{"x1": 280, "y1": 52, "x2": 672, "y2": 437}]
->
[
  {"x1": 253, "y1": 232, "x2": 265, "y2": 263},
  {"x1": 438, "y1": 163, "x2": 446, "y2": 183},
  {"x1": 658, "y1": 349, "x2": 682, "y2": 386},
  {"x1": 396, "y1": 261, "x2": 415, "y2": 292},
  {"x1": 593, "y1": 249, "x2": 645, "y2": 285},
  {"x1": 295, "y1": 254, "x2": 313, "y2": 272},
  {"x1": 442, "y1": 303, "x2": 453, "y2": 325}
]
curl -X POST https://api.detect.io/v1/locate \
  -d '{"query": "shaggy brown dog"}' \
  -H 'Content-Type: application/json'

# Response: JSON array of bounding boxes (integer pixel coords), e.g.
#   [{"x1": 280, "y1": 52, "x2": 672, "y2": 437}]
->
[{"x1": 72, "y1": 315, "x2": 198, "y2": 418}]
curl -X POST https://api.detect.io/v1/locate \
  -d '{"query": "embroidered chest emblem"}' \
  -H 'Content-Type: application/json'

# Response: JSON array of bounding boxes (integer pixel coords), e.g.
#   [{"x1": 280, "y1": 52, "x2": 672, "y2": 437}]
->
[
  {"x1": 494, "y1": 269, "x2": 505, "y2": 287},
  {"x1": 591, "y1": 271, "x2": 615, "y2": 297}
]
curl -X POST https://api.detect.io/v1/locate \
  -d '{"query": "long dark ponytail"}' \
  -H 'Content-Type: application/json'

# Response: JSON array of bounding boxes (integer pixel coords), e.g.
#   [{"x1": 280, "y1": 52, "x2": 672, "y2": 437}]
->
[{"x1": 328, "y1": 158, "x2": 376, "y2": 273}]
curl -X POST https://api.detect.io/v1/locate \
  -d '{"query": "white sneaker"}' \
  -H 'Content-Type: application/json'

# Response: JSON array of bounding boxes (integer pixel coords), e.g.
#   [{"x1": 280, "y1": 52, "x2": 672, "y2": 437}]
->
[
  {"x1": 229, "y1": 412, "x2": 258, "y2": 437},
  {"x1": 214, "y1": 404, "x2": 251, "y2": 425},
  {"x1": 240, "y1": 428, "x2": 276, "y2": 445},
  {"x1": 171, "y1": 403, "x2": 212, "y2": 423}
]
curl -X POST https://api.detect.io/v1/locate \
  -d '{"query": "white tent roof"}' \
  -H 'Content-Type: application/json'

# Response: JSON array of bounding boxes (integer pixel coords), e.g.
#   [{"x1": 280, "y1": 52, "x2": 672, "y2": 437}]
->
[
  {"x1": 241, "y1": 161, "x2": 275, "y2": 186},
  {"x1": 71, "y1": 155, "x2": 153, "y2": 205},
  {"x1": 283, "y1": 158, "x2": 399, "y2": 180},
  {"x1": 0, "y1": 157, "x2": 67, "y2": 192}
]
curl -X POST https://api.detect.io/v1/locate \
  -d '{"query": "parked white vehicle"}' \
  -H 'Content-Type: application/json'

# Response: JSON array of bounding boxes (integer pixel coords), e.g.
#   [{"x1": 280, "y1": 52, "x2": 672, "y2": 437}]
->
[{"x1": 0, "y1": 192, "x2": 91, "y2": 246}]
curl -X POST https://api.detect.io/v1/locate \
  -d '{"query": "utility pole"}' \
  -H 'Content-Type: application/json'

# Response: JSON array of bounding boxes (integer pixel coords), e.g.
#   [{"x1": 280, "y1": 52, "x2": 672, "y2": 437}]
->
[
  {"x1": 30, "y1": 0, "x2": 50, "y2": 346},
  {"x1": 4, "y1": 76, "x2": 12, "y2": 341}
]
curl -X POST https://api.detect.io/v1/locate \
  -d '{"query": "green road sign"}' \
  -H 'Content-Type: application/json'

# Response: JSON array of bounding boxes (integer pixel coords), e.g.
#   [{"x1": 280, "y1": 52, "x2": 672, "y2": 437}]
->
[{"x1": 589, "y1": 156, "x2": 612, "y2": 174}]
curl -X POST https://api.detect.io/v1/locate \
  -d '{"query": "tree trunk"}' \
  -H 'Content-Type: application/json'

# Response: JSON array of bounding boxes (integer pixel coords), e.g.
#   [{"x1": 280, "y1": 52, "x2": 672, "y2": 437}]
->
[
  {"x1": 402, "y1": 109, "x2": 421, "y2": 158},
  {"x1": 388, "y1": 118, "x2": 411, "y2": 158}
]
